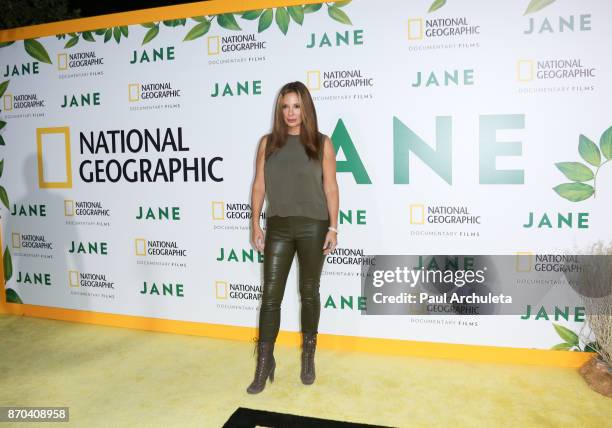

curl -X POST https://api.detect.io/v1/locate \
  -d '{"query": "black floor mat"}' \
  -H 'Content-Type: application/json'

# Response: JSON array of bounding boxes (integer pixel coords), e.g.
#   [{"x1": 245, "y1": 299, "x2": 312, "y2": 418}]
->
[{"x1": 223, "y1": 407, "x2": 394, "y2": 428}]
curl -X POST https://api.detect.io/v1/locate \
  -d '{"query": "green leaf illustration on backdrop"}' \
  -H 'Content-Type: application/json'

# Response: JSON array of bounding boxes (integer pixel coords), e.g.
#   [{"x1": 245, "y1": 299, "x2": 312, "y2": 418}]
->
[
  {"x1": 524, "y1": 0, "x2": 556, "y2": 15},
  {"x1": 23, "y1": 39, "x2": 52, "y2": 64},
  {"x1": 550, "y1": 323, "x2": 595, "y2": 352},
  {"x1": 0, "y1": 80, "x2": 19, "y2": 303},
  {"x1": 428, "y1": 0, "x2": 447, "y2": 13},
  {"x1": 57, "y1": 26, "x2": 130, "y2": 48},
  {"x1": 275, "y1": 7, "x2": 290, "y2": 35},
  {"x1": 553, "y1": 126, "x2": 612, "y2": 202}
]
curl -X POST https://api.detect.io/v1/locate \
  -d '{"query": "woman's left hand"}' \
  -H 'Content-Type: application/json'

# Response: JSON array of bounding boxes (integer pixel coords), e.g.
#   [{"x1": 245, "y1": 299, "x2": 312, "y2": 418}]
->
[{"x1": 322, "y1": 231, "x2": 337, "y2": 255}]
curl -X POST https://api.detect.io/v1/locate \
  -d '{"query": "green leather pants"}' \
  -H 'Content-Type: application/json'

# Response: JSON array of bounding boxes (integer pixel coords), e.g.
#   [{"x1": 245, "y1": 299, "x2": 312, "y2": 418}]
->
[{"x1": 258, "y1": 215, "x2": 329, "y2": 342}]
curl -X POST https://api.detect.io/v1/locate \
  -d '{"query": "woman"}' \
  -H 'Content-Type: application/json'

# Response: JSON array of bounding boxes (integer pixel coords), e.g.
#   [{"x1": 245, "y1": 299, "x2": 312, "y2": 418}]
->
[{"x1": 247, "y1": 81, "x2": 339, "y2": 394}]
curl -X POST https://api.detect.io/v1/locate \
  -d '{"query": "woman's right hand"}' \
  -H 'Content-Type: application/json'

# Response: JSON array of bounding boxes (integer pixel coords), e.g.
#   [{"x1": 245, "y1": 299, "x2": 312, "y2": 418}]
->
[{"x1": 252, "y1": 225, "x2": 265, "y2": 252}]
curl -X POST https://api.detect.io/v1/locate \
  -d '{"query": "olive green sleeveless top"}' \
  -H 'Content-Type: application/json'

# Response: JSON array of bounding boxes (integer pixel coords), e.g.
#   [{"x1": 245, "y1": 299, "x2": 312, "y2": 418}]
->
[{"x1": 264, "y1": 133, "x2": 329, "y2": 220}]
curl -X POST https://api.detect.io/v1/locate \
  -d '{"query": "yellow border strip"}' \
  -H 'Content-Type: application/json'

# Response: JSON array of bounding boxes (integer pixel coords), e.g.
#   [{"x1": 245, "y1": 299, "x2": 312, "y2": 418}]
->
[
  {"x1": 0, "y1": 0, "x2": 595, "y2": 369},
  {"x1": 0, "y1": 0, "x2": 325, "y2": 42},
  {"x1": 0, "y1": 301, "x2": 593, "y2": 368}
]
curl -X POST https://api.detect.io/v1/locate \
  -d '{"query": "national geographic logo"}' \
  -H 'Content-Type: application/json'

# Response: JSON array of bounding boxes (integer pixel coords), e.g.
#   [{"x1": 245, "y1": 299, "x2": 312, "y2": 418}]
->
[
  {"x1": 57, "y1": 51, "x2": 104, "y2": 71},
  {"x1": 516, "y1": 59, "x2": 596, "y2": 81},
  {"x1": 410, "y1": 204, "x2": 481, "y2": 225},
  {"x1": 212, "y1": 201, "x2": 265, "y2": 231},
  {"x1": 326, "y1": 247, "x2": 376, "y2": 266},
  {"x1": 65, "y1": 200, "x2": 110, "y2": 217},
  {"x1": 3, "y1": 93, "x2": 45, "y2": 111},
  {"x1": 208, "y1": 34, "x2": 266, "y2": 54},
  {"x1": 409, "y1": 204, "x2": 481, "y2": 238},
  {"x1": 135, "y1": 238, "x2": 187, "y2": 257},
  {"x1": 207, "y1": 34, "x2": 267, "y2": 66},
  {"x1": 11, "y1": 233, "x2": 53, "y2": 250},
  {"x1": 516, "y1": 58, "x2": 596, "y2": 94},
  {"x1": 307, "y1": 69, "x2": 373, "y2": 90},
  {"x1": 406, "y1": 16, "x2": 480, "y2": 51},
  {"x1": 68, "y1": 270, "x2": 115, "y2": 288},
  {"x1": 307, "y1": 69, "x2": 374, "y2": 101},
  {"x1": 128, "y1": 82, "x2": 181, "y2": 102},
  {"x1": 36, "y1": 127, "x2": 73, "y2": 189},
  {"x1": 215, "y1": 280, "x2": 262, "y2": 300},
  {"x1": 514, "y1": 253, "x2": 582, "y2": 273}
]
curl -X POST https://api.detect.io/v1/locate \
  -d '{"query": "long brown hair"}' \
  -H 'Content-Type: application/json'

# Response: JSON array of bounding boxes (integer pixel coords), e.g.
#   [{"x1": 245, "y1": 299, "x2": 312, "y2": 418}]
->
[{"x1": 265, "y1": 81, "x2": 321, "y2": 161}]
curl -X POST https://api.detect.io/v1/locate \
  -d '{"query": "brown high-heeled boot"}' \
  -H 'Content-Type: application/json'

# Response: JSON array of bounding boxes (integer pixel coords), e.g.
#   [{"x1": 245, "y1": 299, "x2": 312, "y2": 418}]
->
[
  {"x1": 300, "y1": 333, "x2": 317, "y2": 385},
  {"x1": 246, "y1": 341, "x2": 276, "y2": 394}
]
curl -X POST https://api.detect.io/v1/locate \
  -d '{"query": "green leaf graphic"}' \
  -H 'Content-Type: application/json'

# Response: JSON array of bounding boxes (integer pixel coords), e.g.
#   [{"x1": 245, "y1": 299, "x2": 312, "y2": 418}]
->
[
  {"x1": 120, "y1": 26, "x2": 129, "y2": 37},
  {"x1": 81, "y1": 31, "x2": 95, "y2": 42},
  {"x1": 578, "y1": 134, "x2": 601, "y2": 167},
  {"x1": 0, "y1": 185, "x2": 8, "y2": 209},
  {"x1": 6, "y1": 289, "x2": 22, "y2": 304},
  {"x1": 555, "y1": 162, "x2": 594, "y2": 182},
  {"x1": 0, "y1": 135, "x2": 4, "y2": 146},
  {"x1": 24, "y1": 39, "x2": 52, "y2": 64},
  {"x1": 553, "y1": 323, "x2": 579, "y2": 346},
  {"x1": 104, "y1": 29, "x2": 112, "y2": 43},
  {"x1": 242, "y1": 10, "x2": 263, "y2": 20},
  {"x1": 94, "y1": 28, "x2": 107, "y2": 35},
  {"x1": 0, "y1": 41, "x2": 15, "y2": 48},
  {"x1": 0, "y1": 80, "x2": 8, "y2": 98},
  {"x1": 328, "y1": 5, "x2": 352, "y2": 25},
  {"x1": 304, "y1": 4, "x2": 322, "y2": 13},
  {"x1": 141, "y1": 22, "x2": 156, "y2": 28},
  {"x1": 553, "y1": 183, "x2": 594, "y2": 202},
  {"x1": 275, "y1": 7, "x2": 290, "y2": 34},
  {"x1": 600, "y1": 126, "x2": 612, "y2": 160},
  {"x1": 428, "y1": 0, "x2": 446, "y2": 13},
  {"x1": 551, "y1": 342, "x2": 573, "y2": 350},
  {"x1": 524, "y1": 0, "x2": 556, "y2": 15},
  {"x1": 335, "y1": 0, "x2": 352, "y2": 6},
  {"x1": 64, "y1": 36, "x2": 79, "y2": 49},
  {"x1": 217, "y1": 13, "x2": 241, "y2": 31},
  {"x1": 0, "y1": 121, "x2": 5, "y2": 130},
  {"x1": 183, "y1": 21, "x2": 210, "y2": 41},
  {"x1": 143, "y1": 26, "x2": 160, "y2": 44},
  {"x1": 113, "y1": 27, "x2": 121, "y2": 43},
  {"x1": 258, "y1": 9, "x2": 273, "y2": 32},
  {"x1": 288, "y1": 6, "x2": 304, "y2": 25},
  {"x1": 192, "y1": 16, "x2": 207, "y2": 22},
  {"x1": 3, "y1": 246, "x2": 12, "y2": 282},
  {"x1": 584, "y1": 342, "x2": 599, "y2": 353},
  {"x1": 0, "y1": 159, "x2": 4, "y2": 178}
]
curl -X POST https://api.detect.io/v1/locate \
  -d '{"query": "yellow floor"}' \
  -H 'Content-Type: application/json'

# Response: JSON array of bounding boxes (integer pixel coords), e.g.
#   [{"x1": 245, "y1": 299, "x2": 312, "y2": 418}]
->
[{"x1": 0, "y1": 314, "x2": 610, "y2": 427}]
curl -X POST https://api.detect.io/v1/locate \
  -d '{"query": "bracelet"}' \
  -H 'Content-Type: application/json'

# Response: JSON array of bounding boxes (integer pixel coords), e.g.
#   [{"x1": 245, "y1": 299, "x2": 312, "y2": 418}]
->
[{"x1": 328, "y1": 226, "x2": 338, "y2": 234}]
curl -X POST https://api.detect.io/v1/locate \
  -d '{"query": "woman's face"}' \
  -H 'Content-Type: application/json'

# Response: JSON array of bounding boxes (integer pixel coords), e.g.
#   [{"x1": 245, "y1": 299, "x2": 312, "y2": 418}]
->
[{"x1": 281, "y1": 92, "x2": 302, "y2": 133}]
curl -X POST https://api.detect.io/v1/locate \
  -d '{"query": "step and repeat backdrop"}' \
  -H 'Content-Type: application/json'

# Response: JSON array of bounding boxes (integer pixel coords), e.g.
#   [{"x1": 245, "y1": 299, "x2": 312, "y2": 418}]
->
[{"x1": 1, "y1": 0, "x2": 611, "y2": 352}]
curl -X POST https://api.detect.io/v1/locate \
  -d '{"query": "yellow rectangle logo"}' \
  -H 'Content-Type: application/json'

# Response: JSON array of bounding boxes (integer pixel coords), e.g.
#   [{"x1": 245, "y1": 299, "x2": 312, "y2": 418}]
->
[
  {"x1": 135, "y1": 238, "x2": 147, "y2": 256},
  {"x1": 517, "y1": 60, "x2": 535, "y2": 82},
  {"x1": 68, "y1": 270, "x2": 80, "y2": 287},
  {"x1": 128, "y1": 83, "x2": 140, "y2": 102},
  {"x1": 408, "y1": 19, "x2": 424, "y2": 40},
  {"x1": 215, "y1": 281, "x2": 228, "y2": 299},
  {"x1": 208, "y1": 36, "x2": 220, "y2": 55},
  {"x1": 515, "y1": 252, "x2": 533, "y2": 272},
  {"x1": 57, "y1": 53, "x2": 68, "y2": 70},
  {"x1": 36, "y1": 127, "x2": 72, "y2": 189},
  {"x1": 3, "y1": 94, "x2": 13, "y2": 111},
  {"x1": 64, "y1": 199, "x2": 74, "y2": 216},
  {"x1": 212, "y1": 201, "x2": 224, "y2": 220},
  {"x1": 307, "y1": 70, "x2": 320, "y2": 91},
  {"x1": 410, "y1": 204, "x2": 425, "y2": 225},
  {"x1": 11, "y1": 233, "x2": 21, "y2": 249}
]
